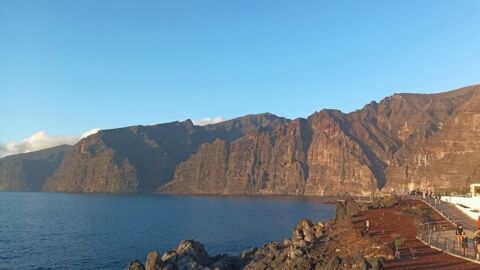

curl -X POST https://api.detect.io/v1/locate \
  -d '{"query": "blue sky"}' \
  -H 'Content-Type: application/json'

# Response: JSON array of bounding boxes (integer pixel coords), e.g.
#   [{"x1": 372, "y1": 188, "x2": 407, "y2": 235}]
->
[{"x1": 1, "y1": 1, "x2": 479, "y2": 149}]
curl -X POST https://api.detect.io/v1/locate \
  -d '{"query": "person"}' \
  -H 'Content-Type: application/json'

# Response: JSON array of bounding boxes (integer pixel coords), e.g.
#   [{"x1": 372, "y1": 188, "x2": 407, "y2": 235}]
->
[
  {"x1": 456, "y1": 224, "x2": 464, "y2": 248},
  {"x1": 474, "y1": 228, "x2": 480, "y2": 259},
  {"x1": 461, "y1": 232, "x2": 468, "y2": 256},
  {"x1": 394, "y1": 238, "x2": 402, "y2": 259},
  {"x1": 365, "y1": 219, "x2": 370, "y2": 232},
  {"x1": 394, "y1": 249, "x2": 401, "y2": 260}
]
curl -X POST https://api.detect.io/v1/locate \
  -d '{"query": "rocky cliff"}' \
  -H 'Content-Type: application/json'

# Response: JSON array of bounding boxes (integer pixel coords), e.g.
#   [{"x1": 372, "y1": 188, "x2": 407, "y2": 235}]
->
[
  {"x1": 163, "y1": 84, "x2": 480, "y2": 195},
  {"x1": 42, "y1": 114, "x2": 289, "y2": 193},
  {"x1": 0, "y1": 145, "x2": 70, "y2": 191},
  {"x1": 384, "y1": 87, "x2": 480, "y2": 192},
  {"x1": 163, "y1": 111, "x2": 377, "y2": 196},
  {"x1": 0, "y1": 113, "x2": 288, "y2": 193},
  {"x1": 2, "y1": 84, "x2": 480, "y2": 195}
]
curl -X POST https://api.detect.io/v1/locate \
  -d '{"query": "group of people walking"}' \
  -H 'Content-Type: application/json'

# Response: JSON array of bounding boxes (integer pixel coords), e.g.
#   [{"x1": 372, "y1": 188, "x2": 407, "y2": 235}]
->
[
  {"x1": 455, "y1": 223, "x2": 480, "y2": 259},
  {"x1": 411, "y1": 188, "x2": 442, "y2": 204}
]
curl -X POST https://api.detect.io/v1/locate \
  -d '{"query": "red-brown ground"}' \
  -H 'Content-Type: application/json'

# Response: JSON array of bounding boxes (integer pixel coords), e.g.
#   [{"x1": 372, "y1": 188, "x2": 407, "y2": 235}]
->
[{"x1": 358, "y1": 199, "x2": 479, "y2": 270}]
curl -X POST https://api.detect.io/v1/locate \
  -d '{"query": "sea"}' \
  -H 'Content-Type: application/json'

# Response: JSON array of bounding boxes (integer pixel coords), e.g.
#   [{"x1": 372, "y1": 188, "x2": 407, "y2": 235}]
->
[{"x1": 0, "y1": 192, "x2": 336, "y2": 270}]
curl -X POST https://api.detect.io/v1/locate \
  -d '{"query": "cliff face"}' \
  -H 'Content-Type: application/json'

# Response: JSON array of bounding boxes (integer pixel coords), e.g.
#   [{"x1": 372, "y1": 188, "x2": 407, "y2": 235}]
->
[
  {"x1": 2, "y1": 85, "x2": 480, "y2": 195},
  {"x1": 163, "y1": 118, "x2": 311, "y2": 195},
  {"x1": 0, "y1": 145, "x2": 70, "y2": 191},
  {"x1": 43, "y1": 134, "x2": 140, "y2": 193},
  {"x1": 42, "y1": 114, "x2": 289, "y2": 193},
  {"x1": 163, "y1": 111, "x2": 377, "y2": 196},
  {"x1": 304, "y1": 111, "x2": 376, "y2": 196},
  {"x1": 384, "y1": 87, "x2": 480, "y2": 192},
  {"x1": 164, "y1": 85, "x2": 480, "y2": 196}
]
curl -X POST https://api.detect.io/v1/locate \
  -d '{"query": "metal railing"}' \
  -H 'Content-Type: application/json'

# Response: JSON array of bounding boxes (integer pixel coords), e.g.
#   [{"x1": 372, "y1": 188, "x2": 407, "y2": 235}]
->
[
  {"x1": 417, "y1": 220, "x2": 479, "y2": 259},
  {"x1": 410, "y1": 195, "x2": 470, "y2": 226},
  {"x1": 413, "y1": 196, "x2": 480, "y2": 261}
]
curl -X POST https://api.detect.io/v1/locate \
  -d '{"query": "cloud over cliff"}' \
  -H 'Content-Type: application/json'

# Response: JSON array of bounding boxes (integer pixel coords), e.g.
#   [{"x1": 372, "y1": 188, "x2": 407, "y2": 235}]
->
[
  {"x1": 192, "y1": 116, "x2": 225, "y2": 126},
  {"x1": 0, "y1": 128, "x2": 100, "y2": 158}
]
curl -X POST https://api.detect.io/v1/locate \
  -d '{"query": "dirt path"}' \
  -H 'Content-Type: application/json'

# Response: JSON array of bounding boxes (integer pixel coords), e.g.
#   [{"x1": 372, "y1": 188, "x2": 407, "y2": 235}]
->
[{"x1": 359, "y1": 199, "x2": 479, "y2": 270}]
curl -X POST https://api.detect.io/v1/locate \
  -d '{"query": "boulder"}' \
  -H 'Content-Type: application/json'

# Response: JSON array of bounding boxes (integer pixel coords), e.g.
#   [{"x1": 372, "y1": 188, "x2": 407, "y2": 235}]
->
[
  {"x1": 336, "y1": 196, "x2": 360, "y2": 220},
  {"x1": 176, "y1": 255, "x2": 199, "y2": 270},
  {"x1": 313, "y1": 223, "x2": 325, "y2": 238},
  {"x1": 210, "y1": 254, "x2": 241, "y2": 270},
  {"x1": 344, "y1": 196, "x2": 360, "y2": 217},
  {"x1": 175, "y1": 240, "x2": 210, "y2": 266},
  {"x1": 161, "y1": 250, "x2": 178, "y2": 263},
  {"x1": 240, "y1": 247, "x2": 257, "y2": 260},
  {"x1": 128, "y1": 260, "x2": 146, "y2": 270},
  {"x1": 146, "y1": 251, "x2": 164, "y2": 270},
  {"x1": 292, "y1": 219, "x2": 315, "y2": 245}
]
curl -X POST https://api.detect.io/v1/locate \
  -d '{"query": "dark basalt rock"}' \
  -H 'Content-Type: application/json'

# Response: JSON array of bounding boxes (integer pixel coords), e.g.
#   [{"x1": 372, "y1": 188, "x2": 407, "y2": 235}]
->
[{"x1": 128, "y1": 260, "x2": 146, "y2": 270}]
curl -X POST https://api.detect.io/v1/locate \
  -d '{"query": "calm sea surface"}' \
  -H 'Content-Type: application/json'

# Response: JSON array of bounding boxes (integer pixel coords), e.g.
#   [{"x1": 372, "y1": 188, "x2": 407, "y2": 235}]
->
[{"x1": 0, "y1": 192, "x2": 335, "y2": 270}]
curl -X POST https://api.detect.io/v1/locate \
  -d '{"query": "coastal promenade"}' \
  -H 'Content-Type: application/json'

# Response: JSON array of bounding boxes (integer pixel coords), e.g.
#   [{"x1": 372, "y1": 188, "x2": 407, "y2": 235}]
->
[
  {"x1": 361, "y1": 199, "x2": 480, "y2": 270},
  {"x1": 420, "y1": 196, "x2": 476, "y2": 230},
  {"x1": 415, "y1": 196, "x2": 480, "y2": 261}
]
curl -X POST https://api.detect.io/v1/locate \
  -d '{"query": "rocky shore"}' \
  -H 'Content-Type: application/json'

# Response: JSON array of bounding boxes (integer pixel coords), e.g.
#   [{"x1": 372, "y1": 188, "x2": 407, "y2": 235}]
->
[{"x1": 128, "y1": 197, "x2": 398, "y2": 270}]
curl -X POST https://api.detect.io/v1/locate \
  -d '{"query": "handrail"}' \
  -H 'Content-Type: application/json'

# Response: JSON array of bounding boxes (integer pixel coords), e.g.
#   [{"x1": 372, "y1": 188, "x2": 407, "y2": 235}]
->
[
  {"x1": 413, "y1": 197, "x2": 480, "y2": 262},
  {"x1": 409, "y1": 195, "x2": 470, "y2": 227},
  {"x1": 417, "y1": 221, "x2": 479, "y2": 260}
]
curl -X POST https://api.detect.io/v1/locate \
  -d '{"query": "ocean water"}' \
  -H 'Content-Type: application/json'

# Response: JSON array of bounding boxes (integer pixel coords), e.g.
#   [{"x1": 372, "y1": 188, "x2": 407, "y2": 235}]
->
[{"x1": 0, "y1": 192, "x2": 335, "y2": 270}]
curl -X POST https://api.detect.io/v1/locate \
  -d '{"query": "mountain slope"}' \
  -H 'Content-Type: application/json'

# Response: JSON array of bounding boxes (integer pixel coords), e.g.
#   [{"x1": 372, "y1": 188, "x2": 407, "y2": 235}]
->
[
  {"x1": 162, "y1": 84, "x2": 480, "y2": 195},
  {"x1": 42, "y1": 114, "x2": 289, "y2": 193},
  {"x1": 1, "y1": 84, "x2": 480, "y2": 195},
  {"x1": 385, "y1": 86, "x2": 480, "y2": 192},
  {"x1": 162, "y1": 110, "x2": 379, "y2": 196},
  {"x1": 0, "y1": 145, "x2": 71, "y2": 191}
]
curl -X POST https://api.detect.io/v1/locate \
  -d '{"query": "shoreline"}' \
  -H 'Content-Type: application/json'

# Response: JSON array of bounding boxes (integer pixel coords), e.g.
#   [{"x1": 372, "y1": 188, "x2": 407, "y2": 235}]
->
[
  {"x1": 0, "y1": 190, "x2": 368, "y2": 204},
  {"x1": 128, "y1": 196, "x2": 480, "y2": 270},
  {"x1": 128, "y1": 196, "x2": 395, "y2": 270}
]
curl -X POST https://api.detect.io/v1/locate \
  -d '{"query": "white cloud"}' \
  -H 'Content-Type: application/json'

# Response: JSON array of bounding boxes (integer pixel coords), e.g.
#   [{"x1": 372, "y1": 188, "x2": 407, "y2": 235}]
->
[
  {"x1": 0, "y1": 128, "x2": 100, "y2": 158},
  {"x1": 192, "y1": 116, "x2": 226, "y2": 126},
  {"x1": 80, "y1": 128, "x2": 100, "y2": 139}
]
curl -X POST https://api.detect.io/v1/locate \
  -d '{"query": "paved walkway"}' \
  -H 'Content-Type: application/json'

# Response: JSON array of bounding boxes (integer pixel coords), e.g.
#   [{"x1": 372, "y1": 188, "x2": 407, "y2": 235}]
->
[
  {"x1": 417, "y1": 197, "x2": 480, "y2": 260},
  {"x1": 421, "y1": 197, "x2": 477, "y2": 230},
  {"x1": 359, "y1": 199, "x2": 480, "y2": 269}
]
